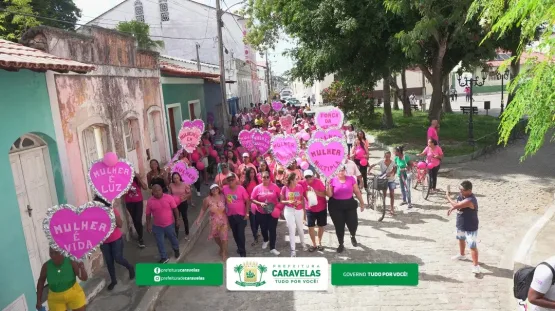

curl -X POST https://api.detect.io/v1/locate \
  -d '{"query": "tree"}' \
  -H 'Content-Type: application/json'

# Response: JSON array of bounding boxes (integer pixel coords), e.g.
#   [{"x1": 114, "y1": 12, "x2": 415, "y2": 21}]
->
[
  {"x1": 116, "y1": 20, "x2": 164, "y2": 51},
  {"x1": 472, "y1": 0, "x2": 554, "y2": 158},
  {"x1": 30, "y1": 0, "x2": 81, "y2": 31}
]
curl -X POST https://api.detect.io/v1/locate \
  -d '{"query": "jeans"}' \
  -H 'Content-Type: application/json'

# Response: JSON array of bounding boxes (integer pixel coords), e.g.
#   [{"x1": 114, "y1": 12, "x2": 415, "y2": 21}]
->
[
  {"x1": 176, "y1": 201, "x2": 189, "y2": 236},
  {"x1": 228, "y1": 215, "x2": 247, "y2": 257},
  {"x1": 100, "y1": 237, "x2": 133, "y2": 283},
  {"x1": 125, "y1": 201, "x2": 144, "y2": 240},
  {"x1": 354, "y1": 159, "x2": 368, "y2": 189},
  {"x1": 194, "y1": 178, "x2": 201, "y2": 192},
  {"x1": 399, "y1": 173, "x2": 412, "y2": 204},
  {"x1": 328, "y1": 197, "x2": 358, "y2": 245},
  {"x1": 284, "y1": 207, "x2": 305, "y2": 251},
  {"x1": 256, "y1": 212, "x2": 278, "y2": 249},
  {"x1": 249, "y1": 211, "x2": 259, "y2": 240},
  {"x1": 429, "y1": 165, "x2": 440, "y2": 189},
  {"x1": 152, "y1": 224, "x2": 179, "y2": 260},
  {"x1": 347, "y1": 143, "x2": 352, "y2": 156}
]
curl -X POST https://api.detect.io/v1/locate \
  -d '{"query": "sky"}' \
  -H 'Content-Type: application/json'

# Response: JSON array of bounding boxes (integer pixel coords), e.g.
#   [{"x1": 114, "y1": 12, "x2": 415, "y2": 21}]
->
[{"x1": 74, "y1": 0, "x2": 293, "y2": 75}]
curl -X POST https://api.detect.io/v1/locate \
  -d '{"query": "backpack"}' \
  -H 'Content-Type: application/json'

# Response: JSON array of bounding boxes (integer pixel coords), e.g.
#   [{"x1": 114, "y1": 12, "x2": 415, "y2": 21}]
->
[{"x1": 514, "y1": 262, "x2": 555, "y2": 300}]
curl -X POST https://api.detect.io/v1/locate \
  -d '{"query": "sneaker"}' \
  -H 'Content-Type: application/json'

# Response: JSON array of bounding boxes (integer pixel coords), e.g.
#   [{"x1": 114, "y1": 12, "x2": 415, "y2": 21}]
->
[
  {"x1": 138, "y1": 239, "x2": 146, "y2": 248},
  {"x1": 291, "y1": 250, "x2": 297, "y2": 257},
  {"x1": 400, "y1": 201, "x2": 407, "y2": 206},
  {"x1": 472, "y1": 265, "x2": 481, "y2": 274},
  {"x1": 261, "y1": 241, "x2": 269, "y2": 249},
  {"x1": 184, "y1": 235, "x2": 190, "y2": 241},
  {"x1": 197, "y1": 191, "x2": 201, "y2": 196},
  {"x1": 351, "y1": 236, "x2": 358, "y2": 247},
  {"x1": 337, "y1": 244, "x2": 345, "y2": 253},
  {"x1": 129, "y1": 267, "x2": 135, "y2": 280},
  {"x1": 107, "y1": 281, "x2": 117, "y2": 291},
  {"x1": 159, "y1": 258, "x2": 169, "y2": 264},
  {"x1": 303, "y1": 245, "x2": 309, "y2": 252},
  {"x1": 451, "y1": 254, "x2": 466, "y2": 261},
  {"x1": 270, "y1": 249, "x2": 280, "y2": 256},
  {"x1": 174, "y1": 249, "x2": 180, "y2": 258},
  {"x1": 408, "y1": 204, "x2": 413, "y2": 209}
]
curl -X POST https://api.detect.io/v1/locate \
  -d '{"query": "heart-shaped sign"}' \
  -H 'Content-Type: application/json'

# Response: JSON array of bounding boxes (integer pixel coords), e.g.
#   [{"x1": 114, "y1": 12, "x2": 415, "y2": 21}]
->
[
  {"x1": 182, "y1": 119, "x2": 205, "y2": 133},
  {"x1": 172, "y1": 162, "x2": 199, "y2": 185},
  {"x1": 306, "y1": 138, "x2": 347, "y2": 179},
  {"x1": 179, "y1": 126, "x2": 202, "y2": 153},
  {"x1": 313, "y1": 129, "x2": 344, "y2": 140},
  {"x1": 272, "y1": 101, "x2": 284, "y2": 112},
  {"x1": 43, "y1": 202, "x2": 116, "y2": 261},
  {"x1": 238, "y1": 130, "x2": 255, "y2": 152},
  {"x1": 271, "y1": 134, "x2": 299, "y2": 167},
  {"x1": 252, "y1": 130, "x2": 272, "y2": 154},
  {"x1": 260, "y1": 104, "x2": 272, "y2": 115},
  {"x1": 315, "y1": 107, "x2": 344, "y2": 130},
  {"x1": 88, "y1": 159, "x2": 134, "y2": 203},
  {"x1": 279, "y1": 115, "x2": 294, "y2": 131}
]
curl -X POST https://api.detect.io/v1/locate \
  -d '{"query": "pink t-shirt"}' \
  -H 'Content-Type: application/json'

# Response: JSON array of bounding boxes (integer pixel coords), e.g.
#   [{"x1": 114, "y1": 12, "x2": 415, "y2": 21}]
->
[
  {"x1": 169, "y1": 182, "x2": 190, "y2": 205},
  {"x1": 124, "y1": 179, "x2": 143, "y2": 203},
  {"x1": 300, "y1": 178, "x2": 327, "y2": 212},
  {"x1": 222, "y1": 185, "x2": 249, "y2": 216},
  {"x1": 330, "y1": 176, "x2": 356, "y2": 200},
  {"x1": 104, "y1": 208, "x2": 122, "y2": 243},
  {"x1": 281, "y1": 184, "x2": 306, "y2": 210},
  {"x1": 423, "y1": 146, "x2": 443, "y2": 168},
  {"x1": 146, "y1": 194, "x2": 177, "y2": 227},
  {"x1": 251, "y1": 183, "x2": 281, "y2": 214},
  {"x1": 427, "y1": 126, "x2": 439, "y2": 142}
]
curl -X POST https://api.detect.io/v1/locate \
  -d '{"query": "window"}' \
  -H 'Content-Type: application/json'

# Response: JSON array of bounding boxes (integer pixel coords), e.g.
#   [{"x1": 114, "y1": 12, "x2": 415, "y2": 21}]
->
[
  {"x1": 159, "y1": 0, "x2": 169, "y2": 21},
  {"x1": 134, "y1": 0, "x2": 145, "y2": 22},
  {"x1": 82, "y1": 126, "x2": 108, "y2": 170},
  {"x1": 123, "y1": 120, "x2": 135, "y2": 152}
]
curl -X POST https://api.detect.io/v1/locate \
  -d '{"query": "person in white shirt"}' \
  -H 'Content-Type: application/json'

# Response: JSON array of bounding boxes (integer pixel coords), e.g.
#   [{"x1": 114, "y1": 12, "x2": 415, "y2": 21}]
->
[
  {"x1": 368, "y1": 151, "x2": 397, "y2": 215},
  {"x1": 344, "y1": 159, "x2": 362, "y2": 187},
  {"x1": 345, "y1": 125, "x2": 356, "y2": 155},
  {"x1": 529, "y1": 258, "x2": 555, "y2": 311}
]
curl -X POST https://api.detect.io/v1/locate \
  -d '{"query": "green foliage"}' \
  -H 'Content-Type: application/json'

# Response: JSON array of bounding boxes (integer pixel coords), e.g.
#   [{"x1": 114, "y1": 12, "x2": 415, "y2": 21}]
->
[
  {"x1": 0, "y1": 0, "x2": 40, "y2": 41},
  {"x1": 321, "y1": 80, "x2": 378, "y2": 125},
  {"x1": 30, "y1": 0, "x2": 81, "y2": 31},
  {"x1": 116, "y1": 20, "x2": 164, "y2": 51}
]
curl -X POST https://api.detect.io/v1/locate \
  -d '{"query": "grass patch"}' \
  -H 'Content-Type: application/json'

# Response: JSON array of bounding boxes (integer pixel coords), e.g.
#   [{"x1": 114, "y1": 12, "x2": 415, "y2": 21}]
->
[{"x1": 353, "y1": 109, "x2": 501, "y2": 157}]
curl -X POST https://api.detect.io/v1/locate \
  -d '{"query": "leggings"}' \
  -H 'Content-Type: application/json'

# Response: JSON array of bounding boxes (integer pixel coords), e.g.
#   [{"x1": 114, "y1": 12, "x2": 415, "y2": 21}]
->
[
  {"x1": 249, "y1": 210, "x2": 259, "y2": 240},
  {"x1": 284, "y1": 207, "x2": 305, "y2": 251},
  {"x1": 125, "y1": 201, "x2": 144, "y2": 240},
  {"x1": 354, "y1": 159, "x2": 368, "y2": 189},
  {"x1": 428, "y1": 165, "x2": 440, "y2": 189},
  {"x1": 328, "y1": 197, "x2": 358, "y2": 245},
  {"x1": 175, "y1": 201, "x2": 189, "y2": 235}
]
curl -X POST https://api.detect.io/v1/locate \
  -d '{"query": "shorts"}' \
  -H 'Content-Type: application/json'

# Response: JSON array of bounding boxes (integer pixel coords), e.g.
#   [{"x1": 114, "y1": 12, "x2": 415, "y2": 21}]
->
[
  {"x1": 456, "y1": 230, "x2": 478, "y2": 249},
  {"x1": 306, "y1": 209, "x2": 327, "y2": 227},
  {"x1": 47, "y1": 282, "x2": 86, "y2": 311},
  {"x1": 202, "y1": 157, "x2": 209, "y2": 167},
  {"x1": 388, "y1": 181, "x2": 396, "y2": 190}
]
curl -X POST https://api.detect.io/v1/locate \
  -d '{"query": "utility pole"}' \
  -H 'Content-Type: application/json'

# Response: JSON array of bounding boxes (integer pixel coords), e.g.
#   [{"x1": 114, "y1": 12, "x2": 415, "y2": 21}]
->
[
  {"x1": 195, "y1": 42, "x2": 201, "y2": 71},
  {"x1": 265, "y1": 50, "x2": 271, "y2": 101},
  {"x1": 268, "y1": 61, "x2": 272, "y2": 97},
  {"x1": 216, "y1": 0, "x2": 230, "y2": 130}
]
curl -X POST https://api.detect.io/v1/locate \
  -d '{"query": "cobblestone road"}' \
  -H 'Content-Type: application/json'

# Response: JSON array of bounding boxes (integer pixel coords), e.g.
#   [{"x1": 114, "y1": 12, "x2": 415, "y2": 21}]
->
[{"x1": 156, "y1": 129, "x2": 555, "y2": 311}]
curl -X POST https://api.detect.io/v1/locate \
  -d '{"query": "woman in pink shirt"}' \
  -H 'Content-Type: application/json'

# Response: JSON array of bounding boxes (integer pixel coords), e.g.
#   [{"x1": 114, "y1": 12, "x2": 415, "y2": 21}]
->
[
  {"x1": 280, "y1": 173, "x2": 307, "y2": 257},
  {"x1": 417, "y1": 138, "x2": 444, "y2": 192},
  {"x1": 226, "y1": 150, "x2": 241, "y2": 173},
  {"x1": 351, "y1": 131, "x2": 370, "y2": 189},
  {"x1": 251, "y1": 171, "x2": 281, "y2": 256},
  {"x1": 195, "y1": 184, "x2": 229, "y2": 261},
  {"x1": 326, "y1": 166, "x2": 365, "y2": 253},
  {"x1": 169, "y1": 172, "x2": 192, "y2": 239},
  {"x1": 243, "y1": 168, "x2": 260, "y2": 245},
  {"x1": 124, "y1": 174, "x2": 147, "y2": 248},
  {"x1": 94, "y1": 195, "x2": 134, "y2": 291},
  {"x1": 222, "y1": 173, "x2": 250, "y2": 257},
  {"x1": 257, "y1": 161, "x2": 274, "y2": 183},
  {"x1": 285, "y1": 162, "x2": 303, "y2": 181}
]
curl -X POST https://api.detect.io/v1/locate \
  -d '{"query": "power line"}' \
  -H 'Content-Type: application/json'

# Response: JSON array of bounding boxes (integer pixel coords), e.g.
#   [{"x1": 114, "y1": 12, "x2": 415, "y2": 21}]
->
[{"x1": 222, "y1": 0, "x2": 244, "y2": 31}]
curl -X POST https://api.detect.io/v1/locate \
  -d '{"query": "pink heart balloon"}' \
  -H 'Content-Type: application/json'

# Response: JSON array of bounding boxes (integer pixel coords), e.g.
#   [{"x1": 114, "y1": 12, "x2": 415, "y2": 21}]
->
[
  {"x1": 271, "y1": 134, "x2": 299, "y2": 167},
  {"x1": 252, "y1": 130, "x2": 272, "y2": 155},
  {"x1": 172, "y1": 162, "x2": 199, "y2": 185},
  {"x1": 272, "y1": 101, "x2": 284, "y2": 112},
  {"x1": 306, "y1": 138, "x2": 347, "y2": 179},
  {"x1": 182, "y1": 119, "x2": 205, "y2": 133},
  {"x1": 43, "y1": 203, "x2": 115, "y2": 261},
  {"x1": 316, "y1": 107, "x2": 344, "y2": 130},
  {"x1": 279, "y1": 115, "x2": 294, "y2": 130},
  {"x1": 179, "y1": 127, "x2": 202, "y2": 153},
  {"x1": 88, "y1": 160, "x2": 134, "y2": 203},
  {"x1": 260, "y1": 104, "x2": 272, "y2": 115},
  {"x1": 238, "y1": 130, "x2": 255, "y2": 152},
  {"x1": 313, "y1": 129, "x2": 344, "y2": 140}
]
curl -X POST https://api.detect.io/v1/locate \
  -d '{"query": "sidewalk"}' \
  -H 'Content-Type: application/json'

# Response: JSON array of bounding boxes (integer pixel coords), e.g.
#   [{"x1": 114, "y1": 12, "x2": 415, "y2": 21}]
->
[{"x1": 84, "y1": 184, "x2": 209, "y2": 311}]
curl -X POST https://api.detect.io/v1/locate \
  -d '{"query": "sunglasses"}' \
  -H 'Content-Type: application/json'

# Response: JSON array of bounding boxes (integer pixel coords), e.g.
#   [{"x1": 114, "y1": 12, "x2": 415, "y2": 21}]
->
[
  {"x1": 262, "y1": 176, "x2": 270, "y2": 179},
  {"x1": 305, "y1": 175, "x2": 313, "y2": 178}
]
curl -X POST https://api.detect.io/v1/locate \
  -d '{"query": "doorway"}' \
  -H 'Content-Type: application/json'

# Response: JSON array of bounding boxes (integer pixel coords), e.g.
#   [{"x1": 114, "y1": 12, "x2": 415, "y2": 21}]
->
[
  {"x1": 167, "y1": 104, "x2": 182, "y2": 154},
  {"x1": 188, "y1": 100, "x2": 201, "y2": 121}
]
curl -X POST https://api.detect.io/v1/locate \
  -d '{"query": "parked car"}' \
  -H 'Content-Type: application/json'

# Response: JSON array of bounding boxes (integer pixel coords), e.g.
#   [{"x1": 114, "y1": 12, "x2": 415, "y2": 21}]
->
[{"x1": 287, "y1": 98, "x2": 302, "y2": 107}]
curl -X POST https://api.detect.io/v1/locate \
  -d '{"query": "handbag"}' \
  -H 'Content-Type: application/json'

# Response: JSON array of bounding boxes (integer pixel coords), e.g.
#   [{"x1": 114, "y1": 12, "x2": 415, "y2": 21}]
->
[
  {"x1": 307, "y1": 190, "x2": 318, "y2": 207},
  {"x1": 262, "y1": 202, "x2": 275, "y2": 214}
]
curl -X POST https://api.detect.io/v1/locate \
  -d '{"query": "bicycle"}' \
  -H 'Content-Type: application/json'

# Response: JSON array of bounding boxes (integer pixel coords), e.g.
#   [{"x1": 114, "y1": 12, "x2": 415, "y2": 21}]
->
[
  {"x1": 411, "y1": 158, "x2": 431, "y2": 200},
  {"x1": 366, "y1": 174, "x2": 387, "y2": 221}
]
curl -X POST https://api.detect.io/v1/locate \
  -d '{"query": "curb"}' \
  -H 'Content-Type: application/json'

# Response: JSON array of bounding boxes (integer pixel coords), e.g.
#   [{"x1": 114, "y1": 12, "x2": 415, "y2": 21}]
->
[{"x1": 134, "y1": 212, "x2": 210, "y2": 311}]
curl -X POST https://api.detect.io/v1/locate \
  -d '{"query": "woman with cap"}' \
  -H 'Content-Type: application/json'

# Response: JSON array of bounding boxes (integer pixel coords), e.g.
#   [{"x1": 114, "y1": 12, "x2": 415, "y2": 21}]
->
[
  {"x1": 251, "y1": 171, "x2": 281, "y2": 255},
  {"x1": 326, "y1": 165, "x2": 366, "y2": 253},
  {"x1": 195, "y1": 184, "x2": 229, "y2": 261},
  {"x1": 281, "y1": 172, "x2": 307, "y2": 257},
  {"x1": 222, "y1": 173, "x2": 250, "y2": 257},
  {"x1": 300, "y1": 169, "x2": 327, "y2": 252}
]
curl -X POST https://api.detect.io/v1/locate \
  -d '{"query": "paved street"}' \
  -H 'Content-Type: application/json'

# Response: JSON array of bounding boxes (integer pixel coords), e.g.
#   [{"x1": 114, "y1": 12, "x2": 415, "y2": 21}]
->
[{"x1": 156, "y1": 115, "x2": 555, "y2": 311}]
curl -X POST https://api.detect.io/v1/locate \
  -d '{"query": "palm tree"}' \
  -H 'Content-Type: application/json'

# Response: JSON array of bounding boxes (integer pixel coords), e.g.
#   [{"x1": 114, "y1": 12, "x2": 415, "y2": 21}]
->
[
  {"x1": 116, "y1": 20, "x2": 164, "y2": 51},
  {"x1": 258, "y1": 264, "x2": 267, "y2": 283},
  {"x1": 234, "y1": 264, "x2": 244, "y2": 282}
]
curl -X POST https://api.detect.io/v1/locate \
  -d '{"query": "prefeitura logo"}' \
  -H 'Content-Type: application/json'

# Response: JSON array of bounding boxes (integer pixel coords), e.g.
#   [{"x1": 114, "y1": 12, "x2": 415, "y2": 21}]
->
[
  {"x1": 234, "y1": 261, "x2": 267, "y2": 287},
  {"x1": 271, "y1": 263, "x2": 322, "y2": 284}
]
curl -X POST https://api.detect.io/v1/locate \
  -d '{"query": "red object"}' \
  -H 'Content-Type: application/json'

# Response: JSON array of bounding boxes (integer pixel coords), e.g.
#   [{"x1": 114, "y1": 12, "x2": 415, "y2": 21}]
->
[
  {"x1": 191, "y1": 152, "x2": 200, "y2": 162},
  {"x1": 210, "y1": 149, "x2": 218, "y2": 158},
  {"x1": 360, "y1": 158, "x2": 368, "y2": 166},
  {"x1": 196, "y1": 161, "x2": 205, "y2": 170}
]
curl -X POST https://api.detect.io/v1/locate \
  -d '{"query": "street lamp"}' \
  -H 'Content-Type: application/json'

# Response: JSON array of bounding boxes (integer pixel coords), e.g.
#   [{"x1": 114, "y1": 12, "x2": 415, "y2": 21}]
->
[
  {"x1": 496, "y1": 69, "x2": 511, "y2": 114},
  {"x1": 457, "y1": 68, "x2": 487, "y2": 145}
]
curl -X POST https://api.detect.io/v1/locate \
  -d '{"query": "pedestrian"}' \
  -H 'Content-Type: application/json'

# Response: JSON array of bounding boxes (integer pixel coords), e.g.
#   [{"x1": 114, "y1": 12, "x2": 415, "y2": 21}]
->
[
  {"x1": 368, "y1": 151, "x2": 397, "y2": 215},
  {"x1": 169, "y1": 172, "x2": 192, "y2": 239},
  {"x1": 280, "y1": 172, "x2": 307, "y2": 257},
  {"x1": 238, "y1": 153, "x2": 257, "y2": 183},
  {"x1": 222, "y1": 173, "x2": 250, "y2": 257},
  {"x1": 326, "y1": 165, "x2": 365, "y2": 253},
  {"x1": 147, "y1": 159, "x2": 169, "y2": 193},
  {"x1": 300, "y1": 170, "x2": 327, "y2": 252},
  {"x1": 35, "y1": 247, "x2": 88, "y2": 311},
  {"x1": 345, "y1": 124, "x2": 356, "y2": 156},
  {"x1": 447, "y1": 180, "x2": 480, "y2": 274},
  {"x1": 124, "y1": 173, "x2": 148, "y2": 248},
  {"x1": 527, "y1": 258, "x2": 555, "y2": 310},
  {"x1": 343, "y1": 158, "x2": 363, "y2": 188},
  {"x1": 195, "y1": 184, "x2": 229, "y2": 261},
  {"x1": 465, "y1": 86, "x2": 471, "y2": 102},
  {"x1": 394, "y1": 146, "x2": 413, "y2": 208},
  {"x1": 146, "y1": 184, "x2": 180, "y2": 263},
  {"x1": 243, "y1": 167, "x2": 260, "y2": 246},
  {"x1": 351, "y1": 131, "x2": 370, "y2": 189},
  {"x1": 417, "y1": 138, "x2": 443, "y2": 192},
  {"x1": 427, "y1": 120, "x2": 440, "y2": 145},
  {"x1": 215, "y1": 162, "x2": 236, "y2": 188},
  {"x1": 250, "y1": 171, "x2": 281, "y2": 256}
]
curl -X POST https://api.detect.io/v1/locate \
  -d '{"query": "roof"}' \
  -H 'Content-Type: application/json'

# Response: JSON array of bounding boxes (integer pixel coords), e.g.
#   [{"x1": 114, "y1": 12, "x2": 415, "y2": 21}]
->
[
  {"x1": 160, "y1": 61, "x2": 220, "y2": 78},
  {"x1": 161, "y1": 54, "x2": 220, "y2": 69},
  {"x1": 0, "y1": 39, "x2": 95, "y2": 73},
  {"x1": 204, "y1": 77, "x2": 236, "y2": 84},
  {"x1": 487, "y1": 51, "x2": 551, "y2": 67}
]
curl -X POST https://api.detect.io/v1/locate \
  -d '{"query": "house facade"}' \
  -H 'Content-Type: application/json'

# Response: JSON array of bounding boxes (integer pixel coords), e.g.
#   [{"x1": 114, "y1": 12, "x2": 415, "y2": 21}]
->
[{"x1": 0, "y1": 39, "x2": 94, "y2": 311}]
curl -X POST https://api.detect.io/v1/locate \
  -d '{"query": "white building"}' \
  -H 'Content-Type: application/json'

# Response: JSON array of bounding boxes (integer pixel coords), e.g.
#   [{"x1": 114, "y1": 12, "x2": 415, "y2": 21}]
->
[
  {"x1": 86, "y1": 0, "x2": 259, "y2": 105},
  {"x1": 292, "y1": 74, "x2": 335, "y2": 105}
]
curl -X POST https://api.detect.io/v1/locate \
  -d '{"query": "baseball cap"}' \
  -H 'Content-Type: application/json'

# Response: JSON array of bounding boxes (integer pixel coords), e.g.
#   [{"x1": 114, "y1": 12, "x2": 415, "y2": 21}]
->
[
  {"x1": 242, "y1": 153, "x2": 249, "y2": 157},
  {"x1": 303, "y1": 169, "x2": 314, "y2": 177},
  {"x1": 226, "y1": 172, "x2": 236, "y2": 179},
  {"x1": 210, "y1": 184, "x2": 219, "y2": 190}
]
